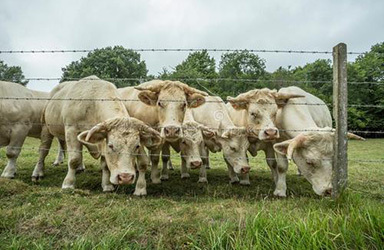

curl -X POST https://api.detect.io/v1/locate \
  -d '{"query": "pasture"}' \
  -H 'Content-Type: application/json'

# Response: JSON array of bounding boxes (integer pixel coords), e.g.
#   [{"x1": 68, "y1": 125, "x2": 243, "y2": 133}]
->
[{"x1": 0, "y1": 138, "x2": 383, "y2": 249}]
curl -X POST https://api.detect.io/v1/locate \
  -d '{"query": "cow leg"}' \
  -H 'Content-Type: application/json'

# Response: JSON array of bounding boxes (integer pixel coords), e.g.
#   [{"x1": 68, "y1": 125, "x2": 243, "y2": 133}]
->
[
  {"x1": 32, "y1": 126, "x2": 54, "y2": 181},
  {"x1": 180, "y1": 157, "x2": 190, "y2": 179},
  {"x1": 134, "y1": 146, "x2": 148, "y2": 196},
  {"x1": 149, "y1": 148, "x2": 161, "y2": 184},
  {"x1": 168, "y1": 159, "x2": 174, "y2": 170},
  {"x1": 62, "y1": 128, "x2": 83, "y2": 189},
  {"x1": 160, "y1": 143, "x2": 170, "y2": 180},
  {"x1": 101, "y1": 156, "x2": 114, "y2": 192},
  {"x1": 198, "y1": 147, "x2": 208, "y2": 183},
  {"x1": 225, "y1": 157, "x2": 239, "y2": 184},
  {"x1": 53, "y1": 138, "x2": 66, "y2": 166},
  {"x1": 266, "y1": 145, "x2": 288, "y2": 197},
  {"x1": 1, "y1": 126, "x2": 29, "y2": 178}
]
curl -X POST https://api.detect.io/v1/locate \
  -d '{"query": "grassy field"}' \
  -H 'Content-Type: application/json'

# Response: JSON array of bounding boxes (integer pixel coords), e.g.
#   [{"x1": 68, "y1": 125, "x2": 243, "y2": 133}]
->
[{"x1": 0, "y1": 138, "x2": 383, "y2": 249}]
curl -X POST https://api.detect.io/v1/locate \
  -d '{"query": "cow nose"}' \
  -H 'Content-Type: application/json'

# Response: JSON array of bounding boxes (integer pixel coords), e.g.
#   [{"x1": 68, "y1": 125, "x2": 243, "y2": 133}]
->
[
  {"x1": 191, "y1": 161, "x2": 202, "y2": 169},
  {"x1": 264, "y1": 128, "x2": 278, "y2": 139},
  {"x1": 118, "y1": 173, "x2": 134, "y2": 185},
  {"x1": 164, "y1": 126, "x2": 180, "y2": 137},
  {"x1": 241, "y1": 166, "x2": 250, "y2": 174},
  {"x1": 323, "y1": 188, "x2": 332, "y2": 196}
]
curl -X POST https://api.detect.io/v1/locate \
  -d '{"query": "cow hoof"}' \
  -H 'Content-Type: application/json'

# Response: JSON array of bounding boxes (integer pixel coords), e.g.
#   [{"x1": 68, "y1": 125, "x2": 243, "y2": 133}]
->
[
  {"x1": 198, "y1": 177, "x2": 208, "y2": 183},
  {"x1": 181, "y1": 173, "x2": 190, "y2": 179},
  {"x1": 230, "y1": 177, "x2": 240, "y2": 184},
  {"x1": 31, "y1": 175, "x2": 43, "y2": 182},
  {"x1": 205, "y1": 166, "x2": 211, "y2": 169},
  {"x1": 52, "y1": 161, "x2": 63, "y2": 167},
  {"x1": 62, "y1": 183, "x2": 75, "y2": 189},
  {"x1": 240, "y1": 180, "x2": 250, "y2": 186},
  {"x1": 273, "y1": 190, "x2": 287, "y2": 197},
  {"x1": 151, "y1": 178, "x2": 161, "y2": 184},
  {"x1": 1, "y1": 171, "x2": 15, "y2": 179},
  {"x1": 160, "y1": 174, "x2": 169, "y2": 181},
  {"x1": 168, "y1": 167, "x2": 174, "y2": 171},
  {"x1": 76, "y1": 164, "x2": 85, "y2": 173},
  {"x1": 133, "y1": 188, "x2": 147, "y2": 196},
  {"x1": 103, "y1": 185, "x2": 115, "y2": 192}
]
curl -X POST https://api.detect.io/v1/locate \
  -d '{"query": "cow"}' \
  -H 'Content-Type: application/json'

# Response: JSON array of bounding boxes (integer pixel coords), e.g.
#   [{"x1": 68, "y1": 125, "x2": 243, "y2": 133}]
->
[
  {"x1": 226, "y1": 88, "x2": 304, "y2": 196},
  {"x1": 118, "y1": 80, "x2": 207, "y2": 183},
  {"x1": 273, "y1": 86, "x2": 364, "y2": 196},
  {"x1": 0, "y1": 80, "x2": 65, "y2": 179},
  {"x1": 190, "y1": 96, "x2": 251, "y2": 184},
  {"x1": 160, "y1": 109, "x2": 216, "y2": 183},
  {"x1": 32, "y1": 76, "x2": 161, "y2": 195}
]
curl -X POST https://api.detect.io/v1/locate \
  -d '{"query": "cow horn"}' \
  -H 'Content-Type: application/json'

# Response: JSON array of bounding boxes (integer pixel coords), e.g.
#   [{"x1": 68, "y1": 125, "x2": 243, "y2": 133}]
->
[
  {"x1": 179, "y1": 82, "x2": 208, "y2": 96},
  {"x1": 347, "y1": 132, "x2": 365, "y2": 140},
  {"x1": 276, "y1": 92, "x2": 305, "y2": 100},
  {"x1": 85, "y1": 123, "x2": 107, "y2": 142}
]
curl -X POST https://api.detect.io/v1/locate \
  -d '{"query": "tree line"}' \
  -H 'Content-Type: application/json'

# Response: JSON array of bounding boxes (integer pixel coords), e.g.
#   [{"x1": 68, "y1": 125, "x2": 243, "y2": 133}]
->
[{"x1": 1, "y1": 43, "x2": 383, "y2": 136}]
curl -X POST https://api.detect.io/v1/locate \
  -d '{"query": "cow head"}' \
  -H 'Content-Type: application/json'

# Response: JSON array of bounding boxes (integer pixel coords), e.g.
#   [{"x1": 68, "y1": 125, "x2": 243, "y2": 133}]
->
[
  {"x1": 179, "y1": 122, "x2": 205, "y2": 169},
  {"x1": 273, "y1": 128, "x2": 364, "y2": 196},
  {"x1": 227, "y1": 89, "x2": 304, "y2": 141},
  {"x1": 215, "y1": 127, "x2": 250, "y2": 174},
  {"x1": 135, "y1": 80, "x2": 207, "y2": 142},
  {"x1": 78, "y1": 117, "x2": 161, "y2": 186}
]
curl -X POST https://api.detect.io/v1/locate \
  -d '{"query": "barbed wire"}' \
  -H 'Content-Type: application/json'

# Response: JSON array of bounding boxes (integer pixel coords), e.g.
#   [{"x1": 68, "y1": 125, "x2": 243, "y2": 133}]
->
[
  {"x1": 1, "y1": 146, "x2": 383, "y2": 164},
  {"x1": 1, "y1": 96, "x2": 383, "y2": 108},
  {"x1": 0, "y1": 121, "x2": 383, "y2": 135},
  {"x1": 20, "y1": 77, "x2": 384, "y2": 85},
  {"x1": 0, "y1": 48, "x2": 373, "y2": 55}
]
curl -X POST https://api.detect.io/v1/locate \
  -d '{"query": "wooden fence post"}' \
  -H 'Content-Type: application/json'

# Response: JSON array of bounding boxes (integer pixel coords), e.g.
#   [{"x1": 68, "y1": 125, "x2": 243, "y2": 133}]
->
[{"x1": 332, "y1": 43, "x2": 348, "y2": 199}]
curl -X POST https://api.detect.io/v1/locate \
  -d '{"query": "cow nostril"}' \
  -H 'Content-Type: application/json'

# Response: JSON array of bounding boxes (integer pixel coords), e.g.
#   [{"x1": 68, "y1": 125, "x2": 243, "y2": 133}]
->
[
  {"x1": 118, "y1": 173, "x2": 134, "y2": 184},
  {"x1": 324, "y1": 188, "x2": 332, "y2": 196},
  {"x1": 191, "y1": 161, "x2": 202, "y2": 168},
  {"x1": 241, "y1": 167, "x2": 250, "y2": 174}
]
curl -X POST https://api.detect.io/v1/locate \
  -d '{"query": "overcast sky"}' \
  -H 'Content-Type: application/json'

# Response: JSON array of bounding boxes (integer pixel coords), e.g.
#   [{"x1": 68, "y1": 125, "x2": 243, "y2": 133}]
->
[{"x1": 0, "y1": 0, "x2": 383, "y2": 92}]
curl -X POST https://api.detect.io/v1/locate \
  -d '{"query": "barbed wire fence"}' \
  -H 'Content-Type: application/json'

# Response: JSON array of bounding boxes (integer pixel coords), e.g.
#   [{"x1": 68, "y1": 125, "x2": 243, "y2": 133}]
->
[{"x1": 1, "y1": 44, "x2": 383, "y2": 198}]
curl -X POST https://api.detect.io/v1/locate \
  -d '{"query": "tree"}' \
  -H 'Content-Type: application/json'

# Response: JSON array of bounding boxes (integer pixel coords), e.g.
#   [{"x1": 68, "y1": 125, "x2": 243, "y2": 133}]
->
[
  {"x1": 161, "y1": 50, "x2": 218, "y2": 94},
  {"x1": 218, "y1": 51, "x2": 267, "y2": 97},
  {"x1": 61, "y1": 46, "x2": 148, "y2": 88},
  {"x1": 0, "y1": 60, "x2": 28, "y2": 85}
]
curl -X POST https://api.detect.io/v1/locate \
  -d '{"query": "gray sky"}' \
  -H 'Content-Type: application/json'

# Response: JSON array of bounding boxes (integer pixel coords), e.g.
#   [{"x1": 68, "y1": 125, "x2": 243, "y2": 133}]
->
[{"x1": 1, "y1": 0, "x2": 383, "y2": 92}]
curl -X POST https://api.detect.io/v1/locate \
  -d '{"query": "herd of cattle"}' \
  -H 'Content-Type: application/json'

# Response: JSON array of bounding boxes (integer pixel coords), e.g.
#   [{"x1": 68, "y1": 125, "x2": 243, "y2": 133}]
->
[{"x1": 0, "y1": 76, "x2": 364, "y2": 197}]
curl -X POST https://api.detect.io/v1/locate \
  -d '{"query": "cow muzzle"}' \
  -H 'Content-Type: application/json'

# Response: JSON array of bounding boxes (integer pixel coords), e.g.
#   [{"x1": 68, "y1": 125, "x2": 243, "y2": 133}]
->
[
  {"x1": 241, "y1": 166, "x2": 250, "y2": 174},
  {"x1": 262, "y1": 128, "x2": 279, "y2": 140},
  {"x1": 117, "y1": 173, "x2": 135, "y2": 185},
  {"x1": 164, "y1": 126, "x2": 181, "y2": 139},
  {"x1": 190, "y1": 160, "x2": 202, "y2": 169}
]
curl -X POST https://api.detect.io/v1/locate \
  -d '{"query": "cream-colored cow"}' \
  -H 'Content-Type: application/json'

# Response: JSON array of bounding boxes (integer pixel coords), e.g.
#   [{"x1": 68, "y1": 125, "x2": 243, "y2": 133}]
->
[
  {"x1": 118, "y1": 81, "x2": 207, "y2": 183},
  {"x1": 226, "y1": 88, "x2": 303, "y2": 196},
  {"x1": 32, "y1": 76, "x2": 161, "y2": 195},
  {"x1": 0, "y1": 81, "x2": 64, "y2": 179},
  {"x1": 190, "y1": 96, "x2": 251, "y2": 184},
  {"x1": 273, "y1": 86, "x2": 363, "y2": 196}
]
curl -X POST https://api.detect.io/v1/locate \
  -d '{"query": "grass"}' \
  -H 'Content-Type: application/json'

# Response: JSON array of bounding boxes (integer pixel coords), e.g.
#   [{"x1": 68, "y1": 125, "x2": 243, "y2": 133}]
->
[{"x1": 0, "y1": 138, "x2": 383, "y2": 249}]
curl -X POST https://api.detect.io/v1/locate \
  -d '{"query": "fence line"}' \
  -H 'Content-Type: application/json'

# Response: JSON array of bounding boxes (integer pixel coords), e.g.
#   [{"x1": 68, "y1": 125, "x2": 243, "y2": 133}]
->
[
  {"x1": 0, "y1": 122, "x2": 383, "y2": 135},
  {"x1": 20, "y1": 77, "x2": 384, "y2": 85},
  {"x1": 1, "y1": 146, "x2": 383, "y2": 164},
  {"x1": 0, "y1": 48, "x2": 373, "y2": 55}
]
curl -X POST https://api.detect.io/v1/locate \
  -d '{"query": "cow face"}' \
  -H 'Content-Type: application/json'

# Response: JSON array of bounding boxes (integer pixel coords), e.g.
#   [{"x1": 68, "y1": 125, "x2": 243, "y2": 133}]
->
[
  {"x1": 180, "y1": 122, "x2": 205, "y2": 169},
  {"x1": 135, "y1": 81, "x2": 207, "y2": 142},
  {"x1": 78, "y1": 117, "x2": 161, "y2": 186},
  {"x1": 227, "y1": 89, "x2": 304, "y2": 141},
  {"x1": 273, "y1": 129, "x2": 364, "y2": 196},
  {"x1": 216, "y1": 127, "x2": 250, "y2": 174}
]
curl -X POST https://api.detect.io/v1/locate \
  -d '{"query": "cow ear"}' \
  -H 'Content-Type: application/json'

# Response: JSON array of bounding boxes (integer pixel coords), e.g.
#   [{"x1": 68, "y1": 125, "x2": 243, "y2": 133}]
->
[
  {"x1": 187, "y1": 93, "x2": 205, "y2": 108},
  {"x1": 227, "y1": 96, "x2": 248, "y2": 110},
  {"x1": 273, "y1": 140, "x2": 293, "y2": 155},
  {"x1": 78, "y1": 130, "x2": 107, "y2": 145},
  {"x1": 138, "y1": 90, "x2": 158, "y2": 106}
]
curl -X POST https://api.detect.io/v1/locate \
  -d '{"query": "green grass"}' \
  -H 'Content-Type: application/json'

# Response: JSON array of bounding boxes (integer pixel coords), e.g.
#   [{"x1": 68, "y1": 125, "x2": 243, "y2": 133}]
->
[{"x1": 0, "y1": 139, "x2": 383, "y2": 249}]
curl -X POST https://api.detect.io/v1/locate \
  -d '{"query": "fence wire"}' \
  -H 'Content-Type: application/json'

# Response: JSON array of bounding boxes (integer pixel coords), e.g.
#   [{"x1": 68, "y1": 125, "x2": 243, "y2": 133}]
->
[
  {"x1": 1, "y1": 146, "x2": 383, "y2": 164},
  {"x1": 0, "y1": 48, "x2": 374, "y2": 55}
]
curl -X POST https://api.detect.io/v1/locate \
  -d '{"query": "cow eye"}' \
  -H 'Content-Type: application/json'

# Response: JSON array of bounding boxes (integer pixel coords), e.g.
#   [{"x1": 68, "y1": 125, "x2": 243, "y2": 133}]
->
[
  {"x1": 158, "y1": 101, "x2": 164, "y2": 108},
  {"x1": 181, "y1": 103, "x2": 186, "y2": 110},
  {"x1": 251, "y1": 112, "x2": 258, "y2": 118},
  {"x1": 135, "y1": 144, "x2": 140, "y2": 150},
  {"x1": 108, "y1": 143, "x2": 114, "y2": 151},
  {"x1": 306, "y1": 159, "x2": 314, "y2": 166},
  {"x1": 230, "y1": 146, "x2": 236, "y2": 151},
  {"x1": 181, "y1": 140, "x2": 187, "y2": 145}
]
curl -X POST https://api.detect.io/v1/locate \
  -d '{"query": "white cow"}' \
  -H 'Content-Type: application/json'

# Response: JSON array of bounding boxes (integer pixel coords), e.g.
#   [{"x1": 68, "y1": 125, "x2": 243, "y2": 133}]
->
[
  {"x1": 0, "y1": 81, "x2": 64, "y2": 178},
  {"x1": 190, "y1": 96, "x2": 251, "y2": 184},
  {"x1": 32, "y1": 76, "x2": 161, "y2": 195},
  {"x1": 273, "y1": 86, "x2": 363, "y2": 196},
  {"x1": 226, "y1": 88, "x2": 304, "y2": 196},
  {"x1": 118, "y1": 81, "x2": 207, "y2": 183}
]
